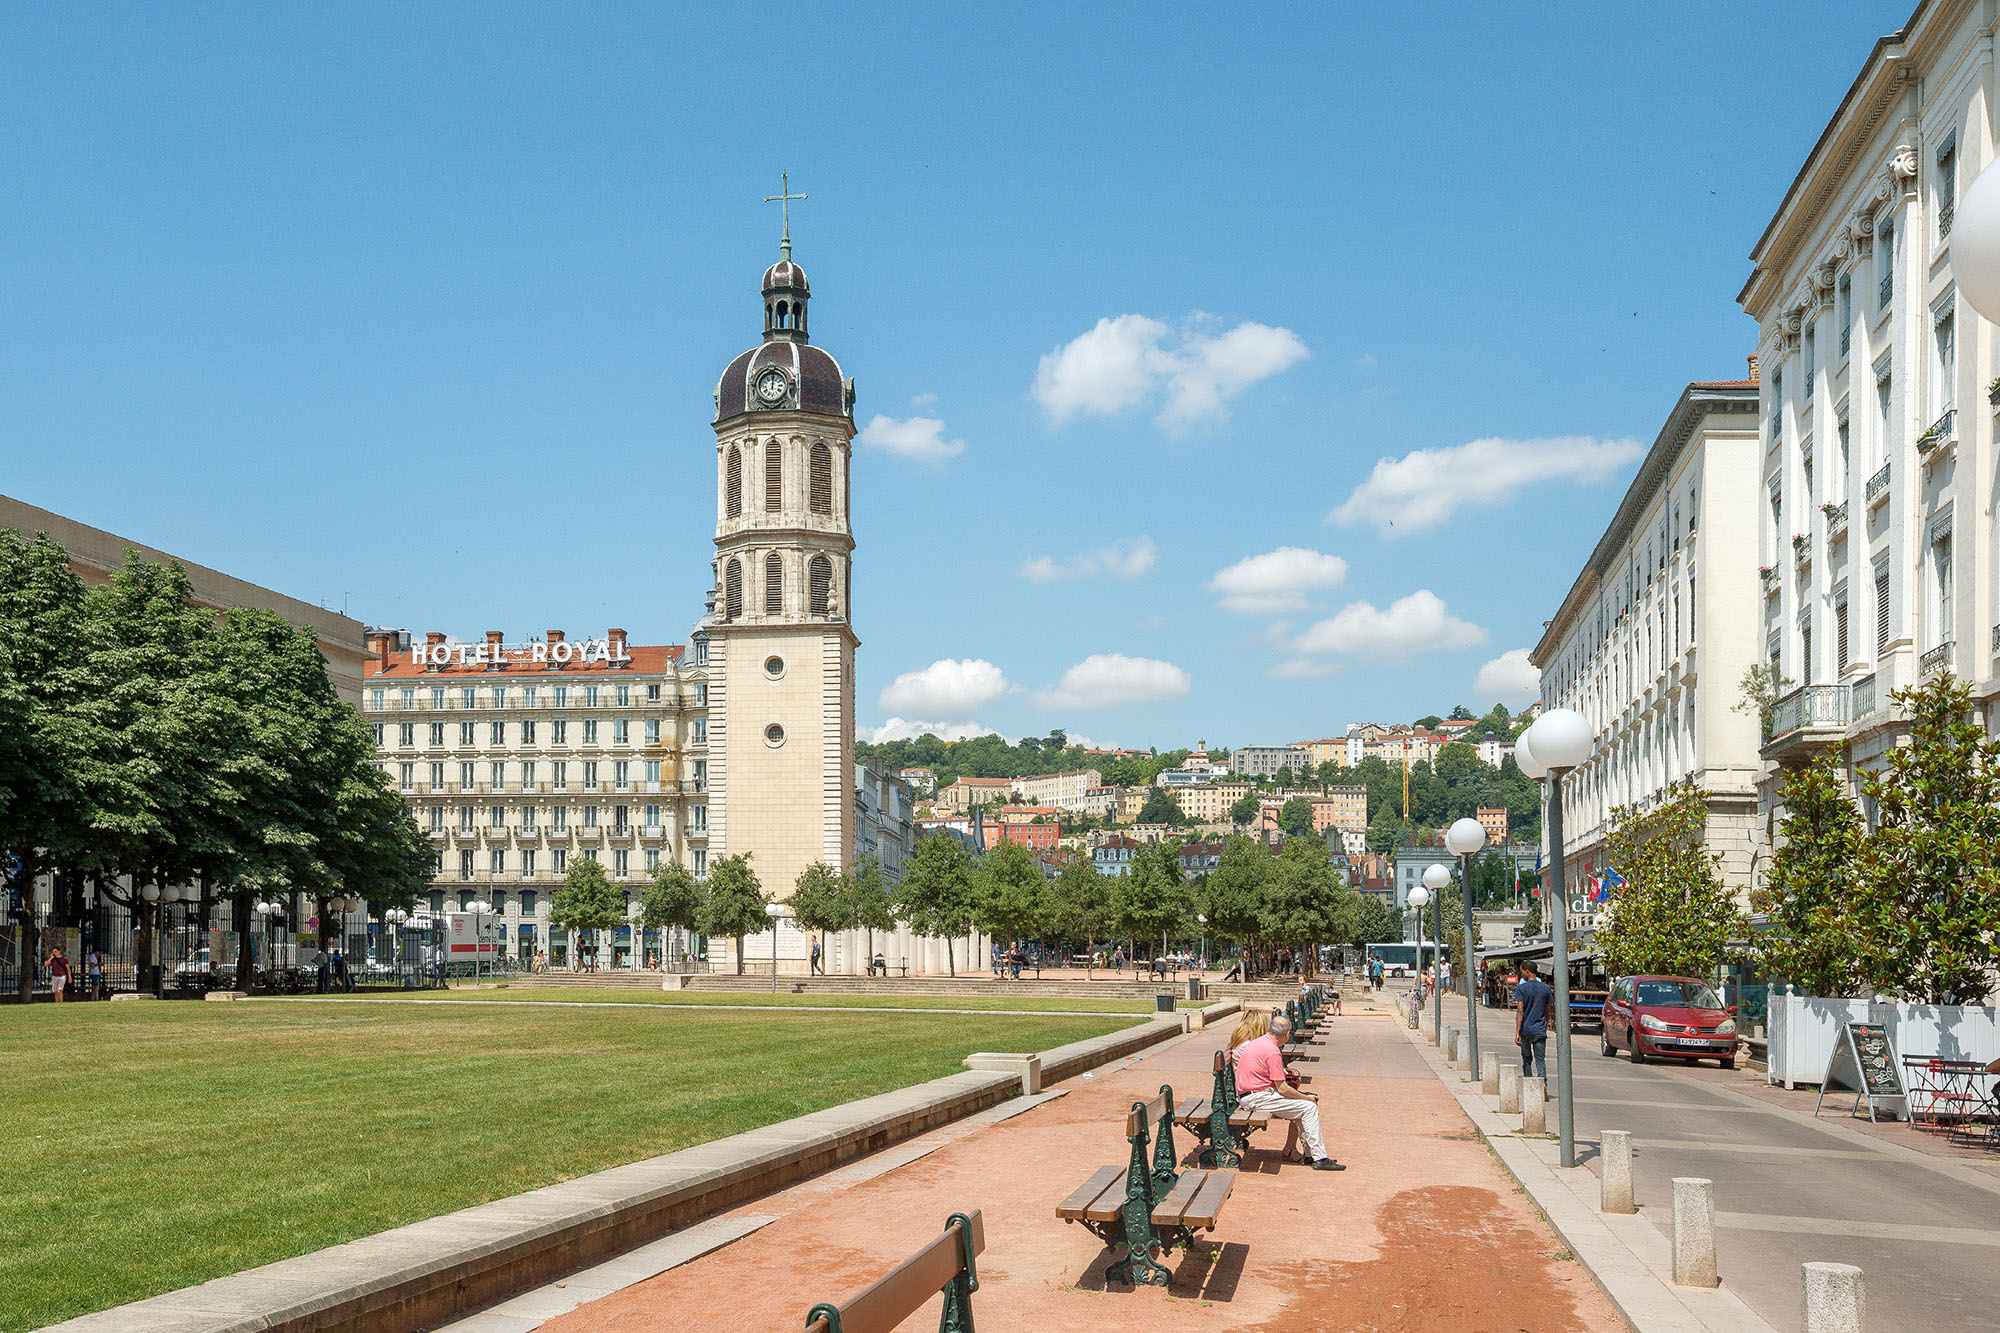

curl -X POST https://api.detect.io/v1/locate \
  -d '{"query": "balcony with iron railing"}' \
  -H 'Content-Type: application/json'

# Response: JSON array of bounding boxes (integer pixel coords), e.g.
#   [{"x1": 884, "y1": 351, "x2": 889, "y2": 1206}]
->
[
  {"x1": 1823, "y1": 500, "x2": 1849, "y2": 540},
  {"x1": 1992, "y1": 623, "x2": 2000, "y2": 656},
  {"x1": 1866, "y1": 462, "x2": 1891, "y2": 509},
  {"x1": 1917, "y1": 409, "x2": 1956, "y2": 459},
  {"x1": 1850, "y1": 673, "x2": 1876, "y2": 722},
  {"x1": 1921, "y1": 641, "x2": 1954, "y2": 676},
  {"x1": 1762, "y1": 683, "x2": 1852, "y2": 759},
  {"x1": 1940, "y1": 202, "x2": 1956, "y2": 239},
  {"x1": 1879, "y1": 273, "x2": 1894, "y2": 307}
]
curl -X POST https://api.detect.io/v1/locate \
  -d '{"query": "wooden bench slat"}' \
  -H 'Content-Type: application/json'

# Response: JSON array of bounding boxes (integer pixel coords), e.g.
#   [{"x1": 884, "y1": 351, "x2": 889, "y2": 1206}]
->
[
  {"x1": 1149, "y1": 1170, "x2": 1206, "y2": 1226},
  {"x1": 817, "y1": 1210, "x2": 985, "y2": 1333},
  {"x1": 1056, "y1": 1166, "x2": 1123, "y2": 1220},
  {"x1": 1178, "y1": 1098, "x2": 1209, "y2": 1121},
  {"x1": 1182, "y1": 1170, "x2": 1235, "y2": 1228},
  {"x1": 1082, "y1": 1174, "x2": 1129, "y2": 1224}
]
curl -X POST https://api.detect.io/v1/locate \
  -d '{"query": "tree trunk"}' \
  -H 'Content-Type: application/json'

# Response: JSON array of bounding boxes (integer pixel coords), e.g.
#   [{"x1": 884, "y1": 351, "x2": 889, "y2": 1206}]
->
[
  {"x1": 734, "y1": 933, "x2": 744, "y2": 976},
  {"x1": 12, "y1": 848, "x2": 37, "y2": 1003},
  {"x1": 864, "y1": 926, "x2": 872, "y2": 975},
  {"x1": 946, "y1": 935, "x2": 955, "y2": 977},
  {"x1": 235, "y1": 890, "x2": 256, "y2": 994}
]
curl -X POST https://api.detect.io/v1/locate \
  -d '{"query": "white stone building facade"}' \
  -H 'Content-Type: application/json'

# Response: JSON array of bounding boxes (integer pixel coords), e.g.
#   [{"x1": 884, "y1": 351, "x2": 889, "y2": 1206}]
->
[
  {"x1": 1532, "y1": 379, "x2": 1767, "y2": 897},
  {"x1": 1743, "y1": 0, "x2": 2000, "y2": 833}
]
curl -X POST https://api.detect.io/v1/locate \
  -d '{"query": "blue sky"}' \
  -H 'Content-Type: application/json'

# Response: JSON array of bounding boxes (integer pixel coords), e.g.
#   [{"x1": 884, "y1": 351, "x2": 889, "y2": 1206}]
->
[{"x1": 2, "y1": 3, "x2": 1901, "y2": 749}]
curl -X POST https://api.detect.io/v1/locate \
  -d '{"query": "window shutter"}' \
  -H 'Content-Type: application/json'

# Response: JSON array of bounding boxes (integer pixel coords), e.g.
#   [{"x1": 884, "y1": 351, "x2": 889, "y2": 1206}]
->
[
  {"x1": 809, "y1": 555, "x2": 832, "y2": 615},
  {"x1": 764, "y1": 553, "x2": 783, "y2": 614},
  {"x1": 726, "y1": 448, "x2": 743, "y2": 519},
  {"x1": 1875, "y1": 570, "x2": 1890, "y2": 651},
  {"x1": 725, "y1": 559, "x2": 743, "y2": 621},
  {"x1": 1835, "y1": 600, "x2": 1849, "y2": 671},
  {"x1": 810, "y1": 443, "x2": 832, "y2": 514},
  {"x1": 765, "y1": 439, "x2": 782, "y2": 511}
]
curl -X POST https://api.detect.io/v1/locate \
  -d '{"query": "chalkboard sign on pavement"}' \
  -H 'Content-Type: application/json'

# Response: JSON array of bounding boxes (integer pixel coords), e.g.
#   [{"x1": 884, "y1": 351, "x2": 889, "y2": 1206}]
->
[{"x1": 1814, "y1": 1021, "x2": 1907, "y2": 1122}]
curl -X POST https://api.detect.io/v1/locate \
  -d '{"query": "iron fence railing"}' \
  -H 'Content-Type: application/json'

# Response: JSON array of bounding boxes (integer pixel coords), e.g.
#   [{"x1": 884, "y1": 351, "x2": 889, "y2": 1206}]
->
[
  {"x1": 1766, "y1": 683, "x2": 1852, "y2": 742},
  {"x1": 1921, "y1": 641, "x2": 1954, "y2": 676}
]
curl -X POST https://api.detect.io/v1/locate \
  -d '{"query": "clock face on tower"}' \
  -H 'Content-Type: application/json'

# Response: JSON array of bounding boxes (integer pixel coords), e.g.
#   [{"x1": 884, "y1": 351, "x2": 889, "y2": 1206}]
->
[{"x1": 755, "y1": 367, "x2": 789, "y2": 406}]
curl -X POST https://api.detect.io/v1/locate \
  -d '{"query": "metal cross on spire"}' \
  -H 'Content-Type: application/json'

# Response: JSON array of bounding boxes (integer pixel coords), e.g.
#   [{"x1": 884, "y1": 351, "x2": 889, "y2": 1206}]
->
[{"x1": 763, "y1": 172, "x2": 807, "y2": 260}]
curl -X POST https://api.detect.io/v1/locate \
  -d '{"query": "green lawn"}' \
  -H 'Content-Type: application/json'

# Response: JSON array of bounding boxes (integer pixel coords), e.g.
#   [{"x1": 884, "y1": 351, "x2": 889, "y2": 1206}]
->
[
  {"x1": 371, "y1": 985, "x2": 1163, "y2": 1014},
  {"x1": 0, "y1": 1000, "x2": 1128, "y2": 1331}
]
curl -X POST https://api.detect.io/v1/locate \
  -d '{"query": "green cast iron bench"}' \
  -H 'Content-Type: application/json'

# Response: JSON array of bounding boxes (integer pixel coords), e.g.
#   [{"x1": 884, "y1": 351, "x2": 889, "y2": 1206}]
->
[
  {"x1": 802, "y1": 1209, "x2": 984, "y2": 1331},
  {"x1": 1056, "y1": 1086, "x2": 1234, "y2": 1287},
  {"x1": 1176, "y1": 1049, "x2": 1275, "y2": 1168}
]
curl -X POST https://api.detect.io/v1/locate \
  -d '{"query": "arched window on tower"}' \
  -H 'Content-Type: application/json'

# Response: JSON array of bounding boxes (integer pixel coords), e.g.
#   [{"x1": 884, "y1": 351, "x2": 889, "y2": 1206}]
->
[
  {"x1": 809, "y1": 443, "x2": 832, "y2": 515},
  {"x1": 764, "y1": 553, "x2": 783, "y2": 614},
  {"x1": 724, "y1": 559, "x2": 743, "y2": 621},
  {"x1": 765, "y1": 438, "x2": 782, "y2": 511},
  {"x1": 776, "y1": 300, "x2": 789, "y2": 329},
  {"x1": 809, "y1": 555, "x2": 833, "y2": 616},
  {"x1": 726, "y1": 447, "x2": 743, "y2": 519}
]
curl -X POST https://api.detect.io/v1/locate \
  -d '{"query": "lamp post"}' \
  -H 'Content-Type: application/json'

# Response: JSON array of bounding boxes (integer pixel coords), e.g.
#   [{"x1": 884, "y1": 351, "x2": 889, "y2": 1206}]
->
[
  {"x1": 386, "y1": 907, "x2": 407, "y2": 972},
  {"x1": 1519, "y1": 707, "x2": 1592, "y2": 1168},
  {"x1": 1419, "y1": 863, "x2": 1449, "y2": 1037},
  {"x1": 765, "y1": 901, "x2": 788, "y2": 993},
  {"x1": 1196, "y1": 913, "x2": 1208, "y2": 973},
  {"x1": 627, "y1": 900, "x2": 645, "y2": 971},
  {"x1": 1406, "y1": 884, "x2": 1431, "y2": 1030},
  {"x1": 1445, "y1": 817, "x2": 1489, "y2": 1081}
]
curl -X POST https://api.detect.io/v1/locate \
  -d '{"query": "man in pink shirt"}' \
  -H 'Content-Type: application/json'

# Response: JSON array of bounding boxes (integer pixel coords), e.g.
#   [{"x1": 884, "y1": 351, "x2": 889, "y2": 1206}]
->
[{"x1": 1233, "y1": 1014, "x2": 1344, "y2": 1171}]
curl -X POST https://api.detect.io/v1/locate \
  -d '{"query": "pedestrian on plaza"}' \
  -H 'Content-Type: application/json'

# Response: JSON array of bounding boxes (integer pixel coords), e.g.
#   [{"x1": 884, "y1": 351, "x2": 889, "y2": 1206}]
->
[
  {"x1": 1228, "y1": 1010, "x2": 1344, "y2": 1171},
  {"x1": 315, "y1": 948, "x2": 331, "y2": 994},
  {"x1": 86, "y1": 946, "x2": 104, "y2": 999},
  {"x1": 333, "y1": 948, "x2": 351, "y2": 993},
  {"x1": 810, "y1": 937, "x2": 823, "y2": 976},
  {"x1": 45, "y1": 945, "x2": 70, "y2": 1002},
  {"x1": 1514, "y1": 960, "x2": 1553, "y2": 1079}
]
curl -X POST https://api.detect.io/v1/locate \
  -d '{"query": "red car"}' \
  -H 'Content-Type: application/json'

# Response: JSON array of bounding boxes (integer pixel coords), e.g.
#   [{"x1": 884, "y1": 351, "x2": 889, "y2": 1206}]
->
[{"x1": 1601, "y1": 975, "x2": 1739, "y2": 1069}]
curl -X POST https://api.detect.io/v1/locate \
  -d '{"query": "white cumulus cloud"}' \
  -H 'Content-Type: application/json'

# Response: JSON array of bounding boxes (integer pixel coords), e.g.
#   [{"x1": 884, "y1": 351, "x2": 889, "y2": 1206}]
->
[
  {"x1": 864, "y1": 718, "x2": 998, "y2": 744},
  {"x1": 1036, "y1": 654, "x2": 1192, "y2": 710},
  {"x1": 856, "y1": 414, "x2": 967, "y2": 463},
  {"x1": 1270, "y1": 658, "x2": 1342, "y2": 680},
  {"x1": 1475, "y1": 649, "x2": 1543, "y2": 706},
  {"x1": 1207, "y1": 547, "x2": 1349, "y2": 614},
  {"x1": 1331, "y1": 435, "x2": 1644, "y2": 537},
  {"x1": 878, "y1": 658, "x2": 1011, "y2": 716},
  {"x1": 1032, "y1": 314, "x2": 1307, "y2": 431},
  {"x1": 1293, "y1": 590, "x2": 1486, "y2": 660},
  {"x1": 1018, "y1": 536, "x2": 1159, "y2": 583}
]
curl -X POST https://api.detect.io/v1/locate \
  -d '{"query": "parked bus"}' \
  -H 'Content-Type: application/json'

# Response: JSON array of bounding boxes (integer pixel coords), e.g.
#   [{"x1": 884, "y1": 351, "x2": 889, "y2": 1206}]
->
[{"x1": 1364, "y1": 941, "x2": 1445, "y2": 979}]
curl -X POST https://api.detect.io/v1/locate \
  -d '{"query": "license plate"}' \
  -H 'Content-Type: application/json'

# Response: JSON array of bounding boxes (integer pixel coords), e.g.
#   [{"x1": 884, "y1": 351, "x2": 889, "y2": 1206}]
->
[{"x1": 1668, "y1": 1036, "x2": 1722, "y2": 1046}]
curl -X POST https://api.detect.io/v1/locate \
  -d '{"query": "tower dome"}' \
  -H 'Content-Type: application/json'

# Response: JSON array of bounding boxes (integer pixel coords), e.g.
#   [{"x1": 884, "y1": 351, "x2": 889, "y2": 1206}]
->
[{"x1": 713, "y1": 181, "x2": 853, "y2": 424}]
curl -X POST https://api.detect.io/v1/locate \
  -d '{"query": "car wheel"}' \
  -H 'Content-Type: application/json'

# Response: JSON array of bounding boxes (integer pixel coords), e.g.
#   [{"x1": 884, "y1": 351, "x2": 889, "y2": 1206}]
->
[
  {"x1": 1601, "y1": 1030, "x2": 1615, "y2": 1058},
  {"x1": 1630, "y1": 1042, "x2": 1647, "y2": 1064},
  {"x1": 1720, "y1": 1057, "x2": 1736, "y2": 1070}
]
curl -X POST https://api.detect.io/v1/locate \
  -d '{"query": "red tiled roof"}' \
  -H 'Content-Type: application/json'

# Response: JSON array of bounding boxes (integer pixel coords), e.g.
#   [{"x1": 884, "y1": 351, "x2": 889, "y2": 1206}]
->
[
  {"x1": 365, "y1": 644, "x2": 683, "y2": 679},
  {"x1": 1688, "y1": 378, "x2": 1758, "y2": 390}
]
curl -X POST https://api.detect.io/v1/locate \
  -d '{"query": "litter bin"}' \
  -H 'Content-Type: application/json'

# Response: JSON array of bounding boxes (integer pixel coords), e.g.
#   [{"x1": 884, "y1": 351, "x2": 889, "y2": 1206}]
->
[
  {"x1": 1154, "y1": 992, "x2": 1176, "y2": 1013},
  {"x1": 1183, "y1": 977, "x2": 1203, "y2": 1003}
]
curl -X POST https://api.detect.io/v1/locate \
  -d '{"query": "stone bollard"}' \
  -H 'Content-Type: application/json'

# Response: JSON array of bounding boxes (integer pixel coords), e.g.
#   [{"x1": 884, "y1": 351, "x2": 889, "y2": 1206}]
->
[
  {"x1": 1802, "y1": 1261, "x2": 1864, "y2": 1333},
  {"x1": 1443, "y1": 1027, "x2": 1460, "y2": 1065},
  {"x1": 1600, "y1": 1130, "x2": 1634, "y2": 1214},
  {"x1": 1499, "y1": 1065, "x2": 1521, "y2": 1113},
  {"x1": 1672, "y1": 1178, "x2": 1718, "y2": 1287},
  {"x1": 1482, "y1": 1061, "x2": 1500, "y2": 1096},
  {"x1": 1520, "y1": 1077, "x2": 1546, "y2": 1134}
]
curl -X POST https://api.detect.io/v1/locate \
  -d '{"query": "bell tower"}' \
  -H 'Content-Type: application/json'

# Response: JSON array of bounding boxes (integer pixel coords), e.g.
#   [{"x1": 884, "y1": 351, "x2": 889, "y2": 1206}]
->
[{"x1": 705, "y1": 179, "x2": 858, "y2": 910}]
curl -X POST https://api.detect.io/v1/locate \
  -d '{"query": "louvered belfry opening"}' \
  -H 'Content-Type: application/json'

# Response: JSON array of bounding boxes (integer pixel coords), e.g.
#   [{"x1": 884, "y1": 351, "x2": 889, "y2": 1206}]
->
[
  {"x1": 764, "y1": 552, "x2": 783, "y2": 614},
  {"x1": 725, "y1": 558, "x2": 743, "y2": 620},
  {"x1": 765, "y1": 438, "x2": 782, "y2": 511},
  {"x1": 810, "y1": 442, "x2": 832, "y2": 514},
  {"x1": 809, "y1": 554, "x2": 832, "y2": 615},
  {"x1": 726, "y1": 447, "x2": 743, "y2": 519}
]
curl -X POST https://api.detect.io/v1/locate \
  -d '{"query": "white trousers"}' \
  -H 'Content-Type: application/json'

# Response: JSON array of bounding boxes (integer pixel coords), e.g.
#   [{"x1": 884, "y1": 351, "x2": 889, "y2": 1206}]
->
[{"x1": 1238, "y1": 1088, "x2": 1327, "y2": 1160}]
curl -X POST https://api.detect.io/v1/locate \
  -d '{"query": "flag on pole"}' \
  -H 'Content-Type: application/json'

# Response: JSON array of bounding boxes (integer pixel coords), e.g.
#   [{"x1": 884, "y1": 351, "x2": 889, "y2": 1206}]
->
[{"x1": 1592, "y1": 866, "x2": 1624, "y2": 903}]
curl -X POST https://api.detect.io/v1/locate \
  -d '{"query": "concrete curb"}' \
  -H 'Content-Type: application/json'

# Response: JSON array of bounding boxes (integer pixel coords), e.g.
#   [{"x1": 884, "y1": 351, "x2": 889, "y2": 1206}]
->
[
  {"x1": 48, "y1": 1016, "x2": 1191, "y2": 1333},
  {"x1": 1397, "y1": 1021, "x2": 1777, "y2": 1333}
]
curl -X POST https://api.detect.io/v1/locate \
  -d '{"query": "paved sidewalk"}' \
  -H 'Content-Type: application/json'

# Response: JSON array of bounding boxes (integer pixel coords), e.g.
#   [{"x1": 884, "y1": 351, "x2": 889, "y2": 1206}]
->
[{"x1": 536, "y1": 1001, "x2": 1622, "y2": 1330}]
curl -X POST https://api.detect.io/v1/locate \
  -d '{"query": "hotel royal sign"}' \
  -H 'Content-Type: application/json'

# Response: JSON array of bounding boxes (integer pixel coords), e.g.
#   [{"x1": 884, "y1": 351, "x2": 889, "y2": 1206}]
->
[{"x1": 410, "y1": 637, "x2": 633, "y2": 668}]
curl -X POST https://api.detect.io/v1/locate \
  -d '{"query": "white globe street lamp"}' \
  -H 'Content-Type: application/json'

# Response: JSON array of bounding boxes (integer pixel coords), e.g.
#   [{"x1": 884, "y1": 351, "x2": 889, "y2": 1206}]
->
[
  {"x1": 765, "y1": 901, "x2": 789, "y2": 993},
  {"x1": 1419, "y1": 863, "x2": 1451, "y2": 1038},
  {"x1": 1952, "y1": 159, "x2": 2000, "y2": 323},
  {"x1": 1521, "y1": 706, "x2": 1592, "y2": 1168},
  {"x1": 1406, "y1": 882, "x2": 1433, "y2": 1030},
  {"x1": 1445, "y1": 816, "x2": 1489, "y2": 1080}
]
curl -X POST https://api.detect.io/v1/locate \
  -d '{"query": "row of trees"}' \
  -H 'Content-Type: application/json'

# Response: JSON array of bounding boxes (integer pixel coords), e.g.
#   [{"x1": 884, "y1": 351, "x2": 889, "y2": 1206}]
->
[
  {"x1": 0, "y1": 531, "x2": 435, "y2": 997},
  {"x1": 1582, "y1": 675, "x2": 2000, "y2": 1006},
  {"x1": 553, "y1": 832, "x2": 1404, "y2": 977}
]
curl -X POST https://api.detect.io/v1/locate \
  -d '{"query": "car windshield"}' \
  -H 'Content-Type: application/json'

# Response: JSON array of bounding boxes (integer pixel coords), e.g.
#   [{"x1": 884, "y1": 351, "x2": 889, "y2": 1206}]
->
[{"x1": 1636, "y1": 980, "x2": 1723, "y2": 1009}]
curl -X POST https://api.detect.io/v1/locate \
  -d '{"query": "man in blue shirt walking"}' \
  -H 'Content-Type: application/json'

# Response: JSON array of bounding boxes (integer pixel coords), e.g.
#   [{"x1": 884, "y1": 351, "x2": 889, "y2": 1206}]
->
[{"x1": 1514, "y1": 961, "x2": 1553, "y2": 1079}]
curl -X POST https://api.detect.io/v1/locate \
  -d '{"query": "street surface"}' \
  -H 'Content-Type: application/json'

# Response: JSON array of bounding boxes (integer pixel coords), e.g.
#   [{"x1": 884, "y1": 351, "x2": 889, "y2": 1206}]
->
[{"x1": 1452, "y1": 996, "x2": 2000, "y2": 1332}]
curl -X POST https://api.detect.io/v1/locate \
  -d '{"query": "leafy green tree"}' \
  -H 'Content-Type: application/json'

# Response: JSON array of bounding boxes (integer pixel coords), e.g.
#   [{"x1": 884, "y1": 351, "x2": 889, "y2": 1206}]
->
[
  {"x1": 896, "y1": 834, "x2": 978, "y2": 975},
  {"x1": 1753, "y1": 754, "x2": 1868, "y2": 997},
  {"x1": 551, "y1": 856, "x2": 626, "y2": 965},
  {"x1": 1447, "y1": 704, "x2": 1476, "y2": 721},
  {"x1": 842, "y1": 855, "x2": 897, "y2": 968},
  {"x1": 1136, "y1": 788, "x2": 1185, "y2": 826},
  {"x1": 1228, "y1": 793, "x2": 1260, "y2": 828},
  {"x1": 1367, "y1": 804, "x2": 1410, "y2": 852},
  {"x1": 1595, "y1": 781, "x2": 1745, "y2": 979},
  {"x1": 1277, "y1": 796, "x2": 1315, "y2": 837},
  {"x1": 1732, "y1": 661, "x2": 1792, "y2": 738},
  {"x1": 1260, "y1": 837, "x2": 1353, "y2": 977},
  {"x1": 971, "y1": 840, "x2": 1042, "y2": 947},
  {"x1": 1415, "y1": 714, "x2": 1443, "y2": 729},
  {"x1": 1854, "y1": 674, "x2": 2000, "y2": 1003},
  {"x1": 1110, "y1": 841, "x2": 1191, "y2": 956},
  {"x1": 1348, "y1": 894, "x2": 1401, "y2": 947},
  {"x1": 641, "y1": 859, "x2": 703, "y2": 966},
  {"x1": 1045, "y1": 850, "x2": 1110, "y2": 967},
  {"x1": 0, "y1": 531, "x2": 91, "y2": 999},
  {"x1": 696, "y1": 853, "x2": 770, "y2": 976},
  {"x1": 789, "y1": 861, "x2": 853, "y2": 968}
]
